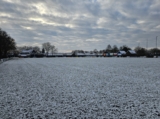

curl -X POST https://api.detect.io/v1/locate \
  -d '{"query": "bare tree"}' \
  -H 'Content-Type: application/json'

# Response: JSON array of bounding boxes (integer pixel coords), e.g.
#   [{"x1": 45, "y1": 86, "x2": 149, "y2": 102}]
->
[
  {"x1": 50, "y1": 45, "x2": 57, "y2": 55},
  {"x1": 33, "y1": 46, "x2": 40, "y2": 52},
  {"x1": 112, "y1": 45, "x2": 119, "y2": 53},
  {"x1": 42, "y1": 42, "x2": 51, "y2": 56},
  {"x1": 17, "y1": 46, "x2": 40, "y2": 52},
  {"x1": 134, "y1": 46, "x2": 147, "y2": 56}
]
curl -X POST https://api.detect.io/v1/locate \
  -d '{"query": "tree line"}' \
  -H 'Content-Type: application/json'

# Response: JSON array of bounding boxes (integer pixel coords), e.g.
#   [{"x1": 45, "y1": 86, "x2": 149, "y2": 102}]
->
[
  {"x1": 0, "y1": 28, "x2": 159, "y2": 58},
  {"x1": 17, "y1": 42, "x2": 57, "y2": 55},
  {"x1": 0, "y1": 28, "x2": 58, "y2": 58},
  {"x1": 73, "y1": 44, "x2": 160, "y2": 56},
  {"x1": 0, "y1": 28, "x2": 16, "y2": 58}
]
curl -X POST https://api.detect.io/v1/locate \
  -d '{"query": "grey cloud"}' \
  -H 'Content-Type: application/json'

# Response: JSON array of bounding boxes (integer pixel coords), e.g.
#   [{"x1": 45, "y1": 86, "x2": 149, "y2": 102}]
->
[{"x1": 0, "y1": 0, "x2": 160, "y2": 52}]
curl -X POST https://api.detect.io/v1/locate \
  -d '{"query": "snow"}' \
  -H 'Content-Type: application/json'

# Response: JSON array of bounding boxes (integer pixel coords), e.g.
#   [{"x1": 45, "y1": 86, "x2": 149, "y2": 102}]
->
[
  {"x1": 128, "y1": 50, "x2": 137, "y2": 54},
  {"x1": 0, "y1": 58, "x2": 160, "y2": 118},
  {"x1": 119, "y1": 51, "x2": 126, "y2": 54}
]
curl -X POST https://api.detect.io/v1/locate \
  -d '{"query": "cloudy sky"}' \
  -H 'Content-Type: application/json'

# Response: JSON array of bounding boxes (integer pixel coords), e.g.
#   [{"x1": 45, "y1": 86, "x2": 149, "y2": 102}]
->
[{"x1": 0, "y1": 0, "x2": 160, "y2": 52}]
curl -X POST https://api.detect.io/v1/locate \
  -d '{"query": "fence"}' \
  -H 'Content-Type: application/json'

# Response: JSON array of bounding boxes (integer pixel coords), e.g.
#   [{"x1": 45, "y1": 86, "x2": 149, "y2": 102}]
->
[{"x1": 0, "y1": 58, "x2": 12, "y2": 64}]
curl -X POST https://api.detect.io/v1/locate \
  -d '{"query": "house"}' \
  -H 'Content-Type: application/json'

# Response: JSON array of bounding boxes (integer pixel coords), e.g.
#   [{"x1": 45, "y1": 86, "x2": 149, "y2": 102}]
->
[
  {"x1": 117, "y1": 51, "x2": 126, "y2": 57},
  {"x1": 64, "y1": 53, "x2": 73, "y2": 57},
  {"x1": 113, "y1": 53, "x2": 118, "y2": 57},
  {"x1": 84, "y1": 52, "x2": 97, "y2": 57},
  {"x1": 96, "y1": 53, "x2": 103, "y2": 57},
  {"x1": 75, "y1": 52, "x2": 85, "y2": 57},
  {"x1": 127, "y1": 50, "x2": 137, "y2": 57},
  {"x1": 19, "y1": 49, "x2": 36, "y2": 58},
  {"x1": 102, "y1": 52, "x2": 117, "y2": 57},
  {"x1": 103, "y1": 52, "x2": 113, "y2": 57}
]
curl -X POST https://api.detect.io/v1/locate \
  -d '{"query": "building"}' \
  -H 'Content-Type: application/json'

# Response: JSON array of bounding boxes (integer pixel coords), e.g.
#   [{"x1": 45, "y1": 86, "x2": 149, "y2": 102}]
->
[
  {"x1": 127, "y1": 50, "x2": 137, "y2": 57},
  {"x1": 117, "y1": 51, "x2": 126, "y2": 57},
  {"x1": 19, "y1": 49, "x2": 36, "y2": 58},
  {"x1": 64, "y1": 53, "x2": 73, "y2": 57},
  {"x1": 84, "y1": 52, "x2": 97, "y2": 57}
]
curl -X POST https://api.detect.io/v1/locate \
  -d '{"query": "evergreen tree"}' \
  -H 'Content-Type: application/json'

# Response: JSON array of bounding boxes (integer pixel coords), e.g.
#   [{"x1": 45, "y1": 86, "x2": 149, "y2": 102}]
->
[
  {"x1": 42, "y1": 48, "x2": 45, "y2": 53},
  {"x1": 0, "y1": 28, "x2": 16, "y2": 58},
  {"x1": 119, "y1": 45, "x2": 131, "y2": 52}
]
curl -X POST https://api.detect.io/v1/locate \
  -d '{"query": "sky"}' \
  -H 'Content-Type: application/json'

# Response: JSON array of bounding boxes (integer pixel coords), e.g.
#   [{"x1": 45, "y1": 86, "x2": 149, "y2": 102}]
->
[{"x1": 0, "y1": 0, "x2": 160, "y2": 52}]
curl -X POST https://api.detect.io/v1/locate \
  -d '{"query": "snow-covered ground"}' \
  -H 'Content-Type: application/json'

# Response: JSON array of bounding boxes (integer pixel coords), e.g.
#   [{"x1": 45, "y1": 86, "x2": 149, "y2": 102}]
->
[{"x1": 0, "y1": 58, "x2": 160, "y2": 119}]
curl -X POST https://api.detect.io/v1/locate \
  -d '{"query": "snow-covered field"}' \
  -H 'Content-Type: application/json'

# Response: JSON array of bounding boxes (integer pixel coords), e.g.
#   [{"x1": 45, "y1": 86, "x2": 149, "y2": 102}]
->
[{"x1": 0, "y1": 58, "x2": 160, "y2": 119}]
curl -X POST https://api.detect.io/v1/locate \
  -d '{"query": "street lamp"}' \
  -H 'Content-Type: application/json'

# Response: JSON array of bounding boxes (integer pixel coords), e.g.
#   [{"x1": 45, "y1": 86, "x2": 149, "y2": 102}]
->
[
  {"x1": 156, "y1": 36, "x2": 158, "y2": 58},
  {"x1": 156, "y1": 36, "x2": 158, "y2": 49}
]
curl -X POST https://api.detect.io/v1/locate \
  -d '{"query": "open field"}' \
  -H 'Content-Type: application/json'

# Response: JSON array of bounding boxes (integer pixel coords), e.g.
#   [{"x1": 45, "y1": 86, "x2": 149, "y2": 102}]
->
[{"x1": 0, "y1": 58, "x2": 160, "y2": 118}]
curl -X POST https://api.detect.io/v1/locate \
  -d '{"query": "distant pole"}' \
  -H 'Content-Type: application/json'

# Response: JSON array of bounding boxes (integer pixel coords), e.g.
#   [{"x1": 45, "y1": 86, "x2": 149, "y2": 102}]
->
[
  {"x1": 156, "y1": 36, "x2": 158, "y2": 58},
  {"x1": 146, "y1": 39, "x2": 148, "y2": 49},
  {"x1": 156, "y1": 36, "x2": 158, "y2": 49}
]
